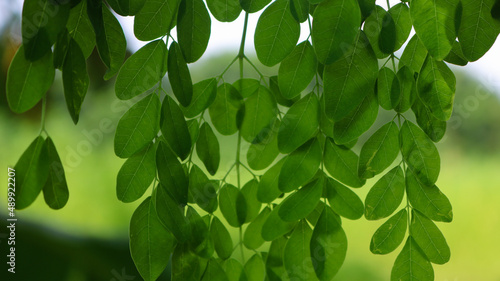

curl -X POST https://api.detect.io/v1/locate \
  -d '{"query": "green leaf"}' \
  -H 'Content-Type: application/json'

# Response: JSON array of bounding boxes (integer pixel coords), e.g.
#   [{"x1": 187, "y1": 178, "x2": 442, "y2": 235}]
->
[
  {"x1": 357, "y1": 0, "x2": 375, "y2": 19},
  {"x1": 240, "y1": 0, "x2": 271, "y2": 13},
  {"x1": 223, "y1": 259, "x2": 246, "y2": 281},
  {"x1": 417, "y1": 55, "x2": 456, "y2": 121},
  {"x1": 6, "y1": 46, "x2": 55, "y2": 113},
  {"x1": 42, "y1": 137, "x2": 69, "y2": 210},
  {"x1": 364, "y1": 166, "x2": 405, "y2": 220},
  {"x1": 388, "y1": 3, "x2": 412, "y2": 52},
  {"x1": 244, "y1": 207, "x2": 271, "y2": 249},
  {"x1": 410, "y1": 210, "x2": 451, "y2": 264},
  {"x1": 278, "y1": 41, "x2": 317, "y2": 99},
  {"x1": 188, "y1": 165, "x2": 218, "y2": 212},
  {"x1": 325, "y1": 177, "x2": 364, "y2": 220},
  {"x1": 398, "y1": 35, "x2": 428, "y2": 74},
  {"x1": 115, "y1": 40, "x2": 166, "y2": 100},
  {"x1": 410, "y1": 0, "x2": 459, "y2": 60},
  {"x1": 233, "y1": 78, "x2": 260, "y2": 98},
  {"x1": 269, "y1": 76, "x2": 300, "y2": 107},
  {"x1": 278, "y1": 93, "x2": 319, "y2": 154},
  {"x1": 188, "y1": 119, "x2": 200, "y2": 145},
  {"x1": 240, "y1": 86, "x2": 277, "y2": 143},
  {"x1": 444, "y1": 40, "x2": 469, "y2": 66},
  {"x1": 183, "y1": 78, "x2": 218, "y2": 118},
  {"x1": 406, "y1": 168, "x2": 453, "y2": 222},
  {"x1": 244, "y1": 254, "x2": 266, "y2": 281},
  {"x1": 15, "y1": 137, "x2": 50, "y2": 210},
  {"x1": 279, "y1": 177, "x2": 323, "y2": 222},
  {"x1": 257, "y1": 159, "x2": 285, "y2": 203},
  {"x1": 412, "y1": 98, "x2": 447, "y2": 142},
  {"x1": 459, "y1": 0, "x2": 500, "y2": 61},
  {"x1": 284, "y1": 220, "x2": 317, "y2": 280},
  {"x1": 196, "y1": 123, "x2": 220, "y2": 175},
  {"x1": 88, "y1": 2, "x2": 126, "y2": 79},
  {"x1": 358, "y1": 122, "x2": 400, "y2": 179},
  {"x1": 254, "y1": 0, "x2": 300, "y2": 66},
  {"x1": 247, "y1": 119, "x2": 280, "y2": 170},
  {"x1": 323, "y1": 32, "x2": 378, "y2": 121},
  {"x1": 187, "y1": 207, "x2": 214, "y2": 258},
  {"x1": 62, "y1": 38, "x2": 89, "y2": 124},
  {"x1": 310, "y1": 206, "x2": 347, "y2": 281},
  {"x1": 378, "y1": 11, "x2": 397, "y2": 54},
  {"x1": 172, "y1": 243, "x2": 206, "y2": 281},
  {"x1": 312, "y1": 0, "x2": 361, "y2": 64},
  {"x1": 116, "y1": 142, "x2": 156, "y2": 203},
  {"x1": 107, "y1": 0, "x2": 146, "y2": 16},
  {"x1": 364, "y1": 5, "x2": 391, "y2": 59},
  {"x1": 279, "y1": 138, "x2": 322, "y2": 192},
  {"x1": 168, "y1": 42, "x2": 194, "y2": 107},
  {"x1": 210, "y1": 216, "x2": 233, "y2": 260},
  {"x1": 154, "y1": 184, "x2": 191, "y2": 242},
  {"x1": 67, "y1": 0, "x2": 96, "y2": 59},
  {"x1": 134, "y1": 0, "x2": 179, "y2": 41},
  {"x1": 333, "y1": 91, "x2": 378, "y2": 145},
  {"x1": 400, "y1": 120, "x2": 440, "y2": 186},
  {"x1": 391, "y1": 237, "x2": 434, "y2": 281},
  {"x1": 266, "y1": 236, "x2": 288, "y2": 279},
  {"x1": 177, "y1": 0, "x2": 212, "y2": 63},
  {"x1": 202, "y1": 259, "x2": 229, "y2": 281},
  {"x1": 114, "y1": 93, "x2": 161, "y2": 158},
  {"x1": 290, "y1": 0, "x2": 310, "y2": 22},
  {"x1": 241, "y1": 179, "x2": 262, "y2": 223},
  {"x1": 262, "y1": 204, "x2": 297, "y2": 241},
  {"x1": 395, "y1": 66, "x2": 417, "y2": 113},
  {"x1": 207, "y1": 0, "x2": 242, "y2": 22},
  {"x1": 21, "y1": 0, "x2": 69, "y2": 60},
  {"x1": 130, "y1": 197, "x2": 174, "y2": 281},
  {"x1": 209, "y1": 83, "x2": 243, "y2": 135},
  {"x1": 306, "y1": 201, "x2": 327, "y2": 226},
  {"x1": 156, "y1": 141, "x2": 189, "y2": 205},
  {"x1": 161, "y1": 95, "x2": 192, "y2": 160},
  {"x1": 377, "y1": 67, "x2": 401, "y2": 110},
  {"x1": 324, "y1": 138, "x2": 365, "y2": 187},
  {"x1": 220, "y1": 184, "x2": 247, "y2": 227},
  {"x1": 370, "y1": 209, "x2": 407, "y2": 255}
]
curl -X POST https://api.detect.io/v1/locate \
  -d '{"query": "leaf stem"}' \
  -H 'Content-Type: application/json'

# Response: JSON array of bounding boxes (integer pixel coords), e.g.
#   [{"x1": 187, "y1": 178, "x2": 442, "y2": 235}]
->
[{"x1": 39, "y1": 96, "x2": 47, "y2": 136}]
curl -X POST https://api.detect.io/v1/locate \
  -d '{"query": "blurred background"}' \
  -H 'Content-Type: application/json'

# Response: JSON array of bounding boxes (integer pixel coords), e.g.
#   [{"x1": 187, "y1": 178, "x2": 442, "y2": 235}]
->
[{"x1": 1, "y1": 0, "x2": 500, "y2": 280}]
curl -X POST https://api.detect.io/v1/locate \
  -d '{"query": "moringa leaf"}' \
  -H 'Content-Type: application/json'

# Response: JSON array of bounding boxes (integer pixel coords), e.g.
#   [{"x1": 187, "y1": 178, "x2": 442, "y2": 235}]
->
[
  {"x1": 388, "y1": 3, "x2": 412, "y2": 52},
  {"x1": 279, "y1": 177, "x2": 324, "y2": 222},
  {"x1": 154, "y1": 184, "x2": 191, "y2": 242},
  {"x1": 240, "y1": 86, "x2": 277, "y2": 143},
  {"x1": 171, "y1": 243, "x2": 206, "y2": 281},
  {"x1": 247, "y1": 119, "x2": 280, "y2": 171},
  {"x1": 261, "y1": 204, "x2": 297, "y2": 241},
  {"x1": 412, "y1": 97, "x2": 447, "y2": 142},
  {"x1": 241, "y1": 179, "x2": 262, "y2": 223},
  {"x1": 244, "y1": 207, "x2": 271, "y2": 249},
  {"x1": 240, "y1": 0, "x2": 272, "y2": 13},
  {"x1": 183, "y1": 78, "x2": 218, "y2": 118},
  {"x1": 219, "y1": 184, "x2": 247, "y2": 227},
  {"x1": 364, "y1": 166, "x2": 405, "y2": 220},
  {"x1": 324, "y1": 138, "x2": 365, "y2": 187},
  {"x1": 370, "y1": 209, "x2": 407, "y2": 255},
  {"x1": 196, "y1": 123, "x2": 220, "y2": 175},
  {"x1": 202, "y1": 258, "x2": 229, "y2": 281},
  {"x1": 188, "y1": 165, "x2": 218, "y2": 212},
  {"x1": 209, "y1": 83, "x2": 243, "y2": 135},
  {"x1": 244, "y1": 254, "x2": 266, "y2": 281},
  {"x1": 278, "y1": 41, "x2": 317, "y2": 99},
  {"x1": 161, "y1": 95, "x2": 192, "y2": 160},
  {"x1": 395, "y1": 65, "x2": 417, "y2": 113},
  {"x1": 67, "y1": 0, "x2": 96, "y2": 59},
  {"x1": 42, "y1": 137, "x2": 69, "y2": 210},
  {"x1": 364, "y1": 5, "x2": 391, "y2": 59},
  {"x1": 257, "y1": 158, "x2": 286, "y2": 203},
  {"x1": 410, "y1": 210, "x2": 451, "y2": 264},
  {"x1": 177, "y1": 0, "x2": 212, "y2": 63},
  {"x1": 156, "y1": 141, "x2": 189, "y2": 205},
  {"x1": 207, "y1": 0, "x2": 242, "y2": 22},
  {"x1": 134, "y1": 0, "x2": 180, "y2": 41},
  {"x1": 377, "y1": 67, "x2": 401, "y2": 111},
  {"x1": 186, "y1": 207, "x2": 215, "y2": 258},
  {"x1": 398, "y1": 35, "x2": 428, "y2": 74},
  {"x1": 325, "y1": 177, "x2": 364, "y2": 220},
  {"x1": 284, "y1": 220, "x2": 317, "y2": 280},
  {"x1": 290, "y1": 0, "x2": 310, "y2": 22},
  {"x1": 391, "y1": 237, "x2": 434, "y2": 281},
  {"x1": 168, "y1": 42, "x2": 194, "y2": 107}
]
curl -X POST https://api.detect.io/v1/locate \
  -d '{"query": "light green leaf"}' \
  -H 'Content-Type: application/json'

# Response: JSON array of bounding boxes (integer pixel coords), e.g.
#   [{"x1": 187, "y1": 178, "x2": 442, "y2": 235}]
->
[
  {"x1": 254, "y1": 0, "x2": 300, "y2": 66},
  {"x1": 6, "y1": 46, "x2": 55, "y2": 113},
  {"x1": 187, "y1": 119, "x2": 200, "y2": 145},
  {"x1": 312, "y1": 0, "x2": 361, "y2": 64},
  {"x1": 241, "y1": 179, "x2": 262, "y2": 223},
  {"x1": 196, "y1": 123, "x2": 220, "y2": 175},
  {"x1": 279, "y1": 177, "x2": 323, "y2": 222},
  {"x1": 240, "y1": 0, "x2": 271, "y2": 13},
  {"x1": 412, "y1": 97, "x2": 447, "y2": 142},
  {"x1": 325, "y1": 177, "x2": 364, "y2": 220},
  {"x1": 278, "y1": 93, "x2": 319, "y2": 154},
  {"x1": 278, "y1": 41, "x2": 317, "y2": 99},
  {"x1": 42, "y1": 137, "x2": 69, "y2": 210},
  {"x1": 410, "y1": 210, "x2": 451, "y2": 264},
  {"x1": 406, "y1": 168, "x2": 453, "y2": 222},
  {"x1": 207, "y1": 0, "x2": 242, "y2": 22},
  {"x1": 323, "y1": 32, "x2": 378, "y2": 121},
  {"x1": 161, "y1": 95, "x2": 192, "y2": 160},
  {"x1": 417, "y1": 55, "x2": 456, "y2": 121},
  {"x1": 177, "y1": 0, "x2": 212, "y2": 63},
  {"x1": 233, "y1": 78, "x2": 260, "y2": 98},
  {"x1": 244, "y1": 207, "x2": 271, "y2": 249},
  {"x1": 168, "y1": 42, "x2": 193, "y2": 107},
  {"x1": 364, "y1": 5, "x2": 391, "y2": 59},
  {"x1": 156, "y1": 141, "x2": 189, "y2": 205},
  {"x1": 324, "y1": 138, "x2": 365, "y2": 187},
  {"x1": 257, "y1": 158, "x2": 285, "y2": 203},
  {"x1": 310, "y1": 206, "x2": 347, "y2": 281},
  {"x1": 395, "y1": 66, "x2": 417, "y2": 113},
  {"x1": 266, "y1": 236, "x2": 288, "y2": 280},
  {"x1": 66, "y1": 0, "x2": 96, "y2": 58},
  {"x1": 247, "y1": 119, "x2": 280, "y2": 170},
  {"x1": 398, "y1": 35, "x2": 428, "y2": 74},
  {"x1": 209, "y1": 83, "x2": 243, "y2": 135},
  {"x1": 134, "y1": 0, "x2": 179, "y2": 41},
  {"x1": 183, "y1": 78, "x2": 218, "y2": 118},
  {"x1": 284, "y1": 220, "x2": 318, "y2": 280},
  {"x1": 244, "y1": 254, "x2": 266, "y2": 281},
  {"x1": 358, "y1": 122, "x2": 400, "y2": 179},
  {"x1": 220, "y1": 184, "x2": 247, "y2": 227},
  {"x1": 262, "y1": 204, "x2": 297, "y2": 241},
  {"x1": 116, "y1": 142, "x2": 156, "y2": 203},
  {"x1": 279, "y1": 138, "x2": 322, "y2": 192},
  {"x1": 307, "y1": 201, "x2": 327, "y2": 226},
  {"x1": 391, "y1": 237, "x2": 434, "y2": 281},
  {"x1": 114, "y1": 93, "x2": 161, "y2": 158},
  {"x1": 410, "y1": 0, "x2": 459, "y2": 60},
  {"x1": 240, "y1": 86, "x2": 277, "y2": 143},
  {"x1": 370, "y1": 209, "x2": 407, "y2": 255},
  {"x1": 388, "y1": 3, "x2": 412, "y2": 52},
  {"x1": 202, "y1": 258, "x2": 229, "y2": 281},
  {"x1": 223, "y1": 259, "x2": 246, "y2": 281},
  {"x1": 444, "y1": 40, "x2": 469, "y2": 66},
  {"x1": 154, "y1": 184, "x2": 191, "y2": 242},
  {"x1": 115, "y1": 40, "x2": 166, "y2": 100},
  {"x1": 364, "y1": 166, "x2": 405, "y2": 220},
  {"x1": 377, "y1": 67, "x2": 401, "y2": 110},
  {"x1": 400, "y1": 120, "x2": 440, "y2": 186}
]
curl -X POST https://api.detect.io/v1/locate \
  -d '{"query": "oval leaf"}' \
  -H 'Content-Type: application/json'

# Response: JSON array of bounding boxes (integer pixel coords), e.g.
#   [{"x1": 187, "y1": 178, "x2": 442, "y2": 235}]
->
[
  {"x1": 410, "y1": 210, "x2": 451, "y2": 264},
  {"x1": 370, "y1": 209, "x2": 407, "y2": 255},
  {"x1": 325, "y1": 177, "x2": 364, "y2": 220},
  {"x1": 177, "y1": 0, "x2": 212, "y2": 63},
  {"x1": 196, "y1": 123, "x2": 220, "y2": 175},
  {"x1": 324, "y1": 138, "x2": 365, "y2": 187},
  {"x1": 219, "y1": 184, "x2": 247, "y2": 227},
  {"x1": 209, "y1": 83, "x2": 243, "y2": 135},
  {"x1": 391, "y1": 237, "x2": 434, "y2": 281},
  {"x1": 278, "y1": 41, "x2": 317, "y2": 99},
  {"x1": 134, "y1": 0, "x2": 179, "y2": 40},
  {"x1": 168, "y1": 42, "x2": 194, "y2": 107},
  {"x1": 42, "y1": 137, "x2": 69, "y2": 209},
  {"x1": 161, "y1": 95, "x2": 192, "y2": 160},
  {"x1": 364, "y1": 166, "x2": 405, "y2": 220},
  {"x1": 284, "y1": 220, "x2": 317, "y2": 280},
  {"x1": 279, "y1": 177, "x2": 324, "y2": 222}
]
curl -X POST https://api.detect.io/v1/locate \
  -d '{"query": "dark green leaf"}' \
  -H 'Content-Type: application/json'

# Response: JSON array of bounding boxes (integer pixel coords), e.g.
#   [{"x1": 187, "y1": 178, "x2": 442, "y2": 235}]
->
[
  {"x1": 187, "y1": 207, "x2": 214, "y2": 258},
  {"x1": 255, "y1": 0, "x2": 300, "y2": 66},
  {"x1": 388, "y1": 3, "x2": 412, "y2": 52},
  {"x1": 114, "y1": 93, "x2": 161, "y2": 158},
  {"x1": 325, "y1": 177, "x2": 364, "y2": 220},
  {"x1": 240, "y1": 86, "x2": 277, "y2": 143},
  {"x1": 7, "y1": 46, "x2": 55, "y2": 113},
  {"x1": 410, "y1": 210, "x2": 451, "y2": 264},
  {"x1": 177, "y1": 0, "x2": 212, "y2": 63},
  {"x1": 312, "y1": 0, "x2": 361, "y2": 64},
  {"x1": 244, "y1": 254, "x2": 265, "y2": 281},
  {"x1": 187, "y1": 119, "x2": 200, "y2": 145},
  {"x1": 370, "y1": 209, "x2": 407, "y2": 255},
  {"x1": 210, "y1": 216, "x2": 233, "y2": 260},
  {"x1": 154, "y1": 184, "x2": 191, "y2": 242},
  {"x1": 183, "y1": 78, "x2": 218, "y2": 117},
  {"x1": 244, "y1": 207, "x2": 271, "y2": 249},
  {"x1": 53, "y1": 29, "x2": 71, "y2": 70},
  {"x1": 117, "y1": 142, "x2": 156, "y2": 203},
  {"x1": 220, "y1": 184, "x2": 247, "y2": 227},
  {"x1": 207, "y1": 0, "x2": 242, "y2": 22},
  {"x1": 377, "y1": 67, "x2": 400, "y2": 110},
  {"x1": 168, "y1": 42, "x2": 194, "y2": 107},
  {"x1": 412, "y1": 98, "x2": 447, "y2": 142},
  {"x1": 290, "y1": 0, "x2": 310, "y2": 22},
  {"x1": 279, "y1": 177, "x2": 323, "y2": 222},
  {"x1": 284, "y1": 220, "x2": 317, "y2": 280},
  {"x1": 188, "y1": 165, "x2": 218, "y2": 212},
  {"x1": 42, "y1": 137, "x2": 69, "y2": 209},
  {"x1": 223, "y1": 259, "x2": 246, "y2": 281},
  {"x1": 395, "y1": 66, "x2": 417, "y2": 113},
  {"x1": 241, "y1": 179, "x2": 262, "y2": 223},
  {"x1": 307, "y1": 201, "x2": 327, "y2": 226},
  {"x1": 400, "y1": 120, "x2": 440, "y2": 186},
  {"x1": 323, "y1": 32, "x2": 378, "y2": 121},
  {"x1": 324, "y1": 138, "x2": 365, "y2": 187},
  {"x1": 364, "y1": 166, "x2": 405, "y2": 220},
  {"x1": 156, "y1": 141, "x2": 189, "y2": 205},
  {"x1": 240, "y1": 0, "x2": 271, "y2": 12},
  {"x1": 261, "y1": 204, "x2": 297, "y2": 241},
  {"x1": 398, "y1": 35, "x2": 428, "y2": 74},
  {"x1": 161, "y1": 95, "x2": 192, "y2": 160},
  {"x1": 378, "y1": 12, "x2": 397, "y2": 54},
  {"x1": 266, "y1": 236, "x2": 288, "y2": 279},
  {"x1": 202, "y1": 258, "x2": 229, "y2": 281},
  {"x1": 209, "y1": 83, "x2": 243, "y2": 135},
  {"x1": 278, "y1": 93, "x2": 319, "y2": 154},
  {"x1": 269, "y1": 76, "x2": 300, "y2": 107},
  {"x1": 364, "y1": 5, "x2": 391, "y2": 59},
  {"x1": 67, "y1": 0, "x2": 96, "y2": 58},
  {"x1": 247, "y1": 119, "x2": 280, "y2": 170},
  {"x1": 278, "y1": 41, "x2": 317, "y2": 99},
  {"x1": 257, "y1": 158, "x2": 285, "y2": 203},
  {"x1": 233, "y1": 78, "x2": 260, "y2": 98},
  {"x1": 444, "y1": 40, "x2": 469, "y2": 66},
  {"x1": 134, "y1": 0, "x2": 179, "y2": 40},
  {"x1": 391, "y1": 237, "x2": 434, "y2": 281},
  {"x1": 63, "y1": 38, "x2": 89, "y2": 124},
  {"x1": 196, "y1": 123, "x2": 220, "y2": 175},
  {"x1": 358, "y1": 122, "x2": 400, "y2": 179},
  {"x1": 172, "y1": 243, "x2": 206, "y2": 281},
  {"x1": 279, "y1": 138, "x2": 322, "y2": 192},
  {"x1": 357, "y1": 0, "x2": 375, "y2": 19}
]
